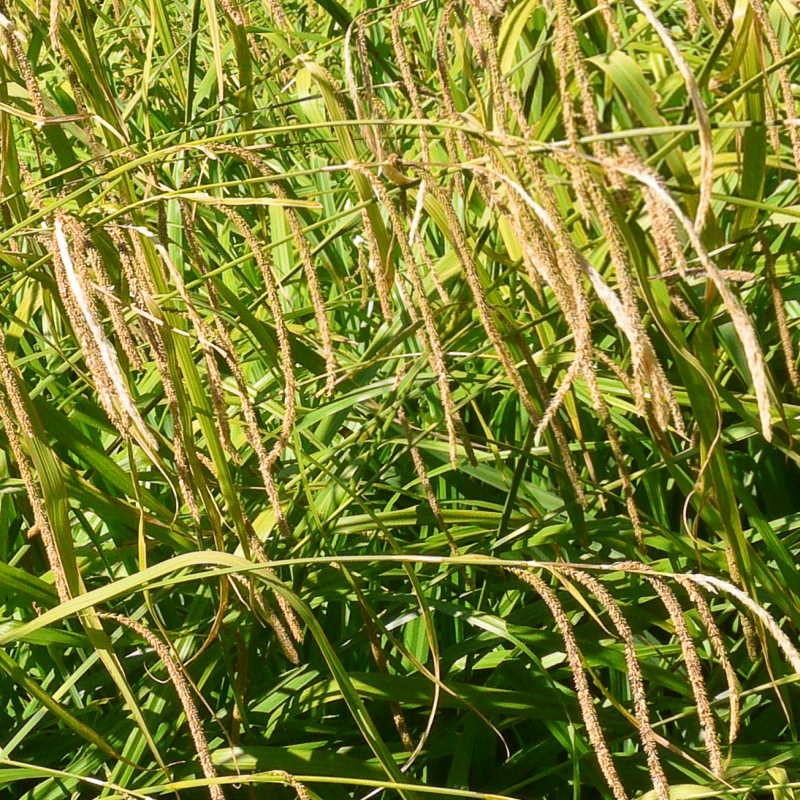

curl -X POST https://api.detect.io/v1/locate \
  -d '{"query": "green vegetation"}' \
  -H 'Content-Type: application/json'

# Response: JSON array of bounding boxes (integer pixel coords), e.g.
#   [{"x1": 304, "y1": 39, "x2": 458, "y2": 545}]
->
[{"x1": 1, "y1": 0, "x2": 800, "y2": 797}]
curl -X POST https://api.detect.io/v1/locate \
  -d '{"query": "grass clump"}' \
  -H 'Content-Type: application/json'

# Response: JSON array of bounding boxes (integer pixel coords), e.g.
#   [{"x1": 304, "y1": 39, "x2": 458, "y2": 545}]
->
[{"x1": 1, "y1": 0, "x2": 800, "y2": 798}]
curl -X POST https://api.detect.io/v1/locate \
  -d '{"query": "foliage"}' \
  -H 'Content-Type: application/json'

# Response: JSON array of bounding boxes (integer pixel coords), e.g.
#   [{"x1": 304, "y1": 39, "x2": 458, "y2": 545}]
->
[{"x1": 1, "y1": 0, "x2": 800, "y2": 797}]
